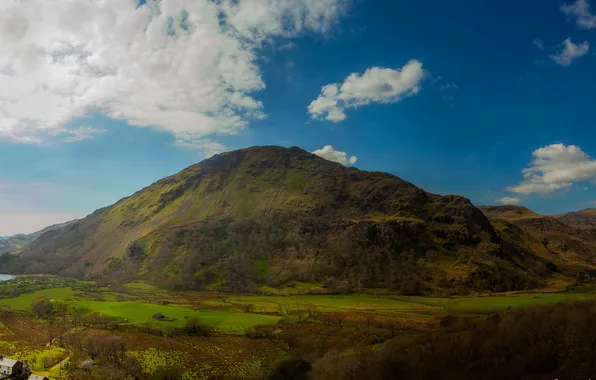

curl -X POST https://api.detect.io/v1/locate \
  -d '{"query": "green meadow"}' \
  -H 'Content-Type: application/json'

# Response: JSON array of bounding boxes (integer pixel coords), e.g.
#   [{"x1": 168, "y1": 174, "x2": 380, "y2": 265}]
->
[
  {"x1": 231, "y1": 289, "x2": 595, "y2": 317},
  {"x1": 0, "y1": 280, "x2": 594, "y2": 335},
  {"x1": 0, "y1": 286, "x2": 280, "y2": 334}
]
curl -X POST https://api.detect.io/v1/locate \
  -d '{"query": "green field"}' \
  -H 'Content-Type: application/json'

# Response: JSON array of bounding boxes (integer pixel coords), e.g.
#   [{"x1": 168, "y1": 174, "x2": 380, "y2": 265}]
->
[
  {"x1": 0, "y1": 287, "x2": 280, "y2": 333},
  {"x1": 0, "y1": 282, "x2": 594, "y2": 335},
  {"x1": 231, "y1": 289, "x2": 596, "y2": 317},
  {"x1": 124, "y1": 281, "x2": 163, "y2": 292}
]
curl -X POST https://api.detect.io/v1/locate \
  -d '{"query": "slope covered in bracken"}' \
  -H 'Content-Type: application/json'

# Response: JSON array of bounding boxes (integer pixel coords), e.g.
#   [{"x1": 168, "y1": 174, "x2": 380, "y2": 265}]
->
[
  {"x1": 479, "y1": 205, "x2": 596, "y2": 279},
  {"x1": 554, "y1": 208, "x2": 596, "y2": 229},
  {"x1": 1, "y1": 147, "x2": 549, "y2": 294}
]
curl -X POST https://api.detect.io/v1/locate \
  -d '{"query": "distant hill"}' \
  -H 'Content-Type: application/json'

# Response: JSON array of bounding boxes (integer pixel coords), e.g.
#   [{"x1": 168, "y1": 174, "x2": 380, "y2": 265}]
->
[
  {"x1": 0, "y1": 146, "x2": 552, "y2": 294},
  {"x1": 479, "y1": 205, "x2": 596, "y2": 278},
  {"x1": 0, "y1": 220, "x2": 78, "y2": 255},
  {"x1": 553, "y1": 208, "x2": 596, "y2": 229}
]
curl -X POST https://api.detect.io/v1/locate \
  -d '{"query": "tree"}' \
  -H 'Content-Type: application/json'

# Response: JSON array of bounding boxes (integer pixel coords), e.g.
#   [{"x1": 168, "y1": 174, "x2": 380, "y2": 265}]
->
[
  {"x1": 183, "y1": 317, "x2": 214, "y2": 336},
  {"x1": 31, "y1": 297, "x2": 54, "y2": 318}
]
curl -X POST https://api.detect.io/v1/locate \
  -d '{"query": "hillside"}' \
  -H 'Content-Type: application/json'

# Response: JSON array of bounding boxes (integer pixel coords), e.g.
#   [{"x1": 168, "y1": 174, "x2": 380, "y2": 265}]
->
[
  {"x1": 554, "y1": 208, "x2": 596, "y2": 229},
  {"x1": 478, "y1": 205, "x2": 596, "y2": 278},
  {"x1": 0, "y1": 146, "x2": 550, "y2": 294},
  {"x1": 0, "y1": 220, "x2": 77, "y2": 255}
]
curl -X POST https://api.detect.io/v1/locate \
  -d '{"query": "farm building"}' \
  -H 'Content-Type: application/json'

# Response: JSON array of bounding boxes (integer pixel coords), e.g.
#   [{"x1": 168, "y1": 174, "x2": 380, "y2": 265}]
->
[
  {"x1": 28, "y1": 374, "x2": 49, "y2": 380},
  {"x1": 0, "y1": 357, "x2": 22, "y2": 376}
]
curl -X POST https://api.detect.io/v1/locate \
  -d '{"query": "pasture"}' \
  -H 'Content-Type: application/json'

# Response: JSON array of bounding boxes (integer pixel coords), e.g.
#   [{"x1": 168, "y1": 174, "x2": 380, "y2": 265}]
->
[{"x1": 0, "y1": 277, "x2": 595, "y2": 379}]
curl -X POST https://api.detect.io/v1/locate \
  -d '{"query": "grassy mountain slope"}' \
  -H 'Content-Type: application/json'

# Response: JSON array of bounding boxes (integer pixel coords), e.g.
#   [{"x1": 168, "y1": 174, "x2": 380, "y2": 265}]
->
[
  {"x1": 553, "y1": 208, "x2": 596, "y2": 229},
  {"x1": 1, "y1": 147, "x2": 548, "y2": 294},
  {"x1": 0, "y1": 220, "x2": 77, "y2": 255},
  {"x1": 479, "y1": 205, "x2": 596, "y2": 278}
]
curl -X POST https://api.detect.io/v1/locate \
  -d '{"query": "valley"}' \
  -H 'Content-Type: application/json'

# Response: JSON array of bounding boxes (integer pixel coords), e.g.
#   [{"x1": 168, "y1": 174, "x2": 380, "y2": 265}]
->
[
  {"x1": 0, "y1": 274, "x2": 595, "y2": 379},
  {"x1": 2, "y1": 147, "x2": 596, "y2": 379}
]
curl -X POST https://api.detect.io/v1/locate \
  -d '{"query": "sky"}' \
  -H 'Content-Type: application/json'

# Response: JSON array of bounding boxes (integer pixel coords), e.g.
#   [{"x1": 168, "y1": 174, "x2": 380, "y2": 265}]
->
[{"x1": 1, "y1": 0, "x2": 596, "y2": 234}]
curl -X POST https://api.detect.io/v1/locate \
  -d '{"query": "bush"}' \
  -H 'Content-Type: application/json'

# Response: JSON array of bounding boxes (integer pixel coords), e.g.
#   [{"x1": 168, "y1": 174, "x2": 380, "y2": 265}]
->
[
  {"x1": 245, "y1": 324, "x2": 277, "y2": 339},
  {"x1": 269, "y1": 358, "x2": 311, "y2": 380},
  {"x1": 31, "y1": 297, "x2": 54, "y2": 318},
  {"x1": 183, "y1": 317, "x2": 215, "y2": 336}
]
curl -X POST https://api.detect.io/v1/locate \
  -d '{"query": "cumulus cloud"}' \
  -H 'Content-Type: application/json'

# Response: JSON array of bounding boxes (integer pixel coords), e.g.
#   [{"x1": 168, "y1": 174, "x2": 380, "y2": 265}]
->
[
  {"x1": 495, "y1": 197, "x2": 522, "y2": 206},
  {"x1": 561, "y1": 0, "x2": 596, "y2": 29},
  {"x1": 307, "y1": 60, "x2": 424, "y2": 122},
  {"x1": 506, "y1": 144, "x2": 596, "y2": 195},
  {"x1": 549, "y1": 38, "x2": 589, "y2": 66},
  {"x1": 312, "y1": 145, "x2": 357, "y2": 165},
  {"x1": 0, "y1": 0, "x2": 347, "y2": 147}
]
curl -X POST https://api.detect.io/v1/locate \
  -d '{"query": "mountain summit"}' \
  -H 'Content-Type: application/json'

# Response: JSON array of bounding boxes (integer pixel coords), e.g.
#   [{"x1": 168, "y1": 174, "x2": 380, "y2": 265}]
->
[{"x1": 1, "y1": 146, "x2": 545, "y2": 294}]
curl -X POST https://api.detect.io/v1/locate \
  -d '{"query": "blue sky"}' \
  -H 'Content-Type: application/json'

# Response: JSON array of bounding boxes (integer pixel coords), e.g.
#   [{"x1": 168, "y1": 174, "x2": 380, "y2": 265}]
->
[{"x1": 1, "y1": 0, "x2": 596, "y2": 234}]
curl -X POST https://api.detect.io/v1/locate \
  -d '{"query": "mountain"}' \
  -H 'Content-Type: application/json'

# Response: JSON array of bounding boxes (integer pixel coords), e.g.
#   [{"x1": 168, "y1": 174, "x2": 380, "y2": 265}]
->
[
  {"x1": 0, "y1": 146, "x2": 549, "y2": 294},
  {"x1": 0, "y1": 220, "x2": 78, "y2": 255},
  {"x1": 553, "y1": 209, "x2": 596, "y2": 229},
  {"x1": 478, "y1": 205, "x2": 596, "y2": 278}
]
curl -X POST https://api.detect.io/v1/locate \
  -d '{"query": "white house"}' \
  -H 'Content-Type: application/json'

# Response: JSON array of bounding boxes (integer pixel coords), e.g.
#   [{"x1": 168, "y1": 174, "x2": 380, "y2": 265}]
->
[
  {"x1": 0, "y1": 356, "x2": 22, "y2": 376},
  {"x1": 29, "y1": 374, "x2": 50, "y2": 380}
]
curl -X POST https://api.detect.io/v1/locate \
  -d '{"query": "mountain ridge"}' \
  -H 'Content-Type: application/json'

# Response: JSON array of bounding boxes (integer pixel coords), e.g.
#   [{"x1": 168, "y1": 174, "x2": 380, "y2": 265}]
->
[
  {"x1": 0, "y1": 220, "x2": 78, "y2": 255},
  {"x1": 553, "y1": 208, "x2": 596, "y2": 229},
  {"x1": 0, "y1": 146, "x2": 551, "y2": 294},
  {"x1": 478, "y1": 205, "x2": 596, "y2": 278}
]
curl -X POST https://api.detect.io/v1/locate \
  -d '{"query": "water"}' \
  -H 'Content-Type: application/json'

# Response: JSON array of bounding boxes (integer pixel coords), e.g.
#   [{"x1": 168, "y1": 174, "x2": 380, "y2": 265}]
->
[{"x1": 0, "y1": 274, "x2": 14, "y2": 281}]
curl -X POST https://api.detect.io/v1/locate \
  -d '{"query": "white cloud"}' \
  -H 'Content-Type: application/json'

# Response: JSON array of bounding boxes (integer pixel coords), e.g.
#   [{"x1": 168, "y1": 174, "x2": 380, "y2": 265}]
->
[
  {"x1": 0, "y1": 0, "x2": 348, "y2": 147},
  {"x1": 506, "y1": 144, "x2": 596, "y2": 195},
  {"x1": 312, "y1": 145, "x2": 357, "y2": 165},
  {"x1": 173, "y1": 136, "x2": 227, "y2": 158},
  {"x1": 561, "y1": 0, "x2": 596, "y2": 29},
  {"x1": 61, "y1": 126, "x2": 106, "y2": 143},
  {"x1": 307, "y1": 60, "x2": 424, "y2": 122},
  {"x1": 440, "y1": 83, "x2": 459, "y2": 91},
  {"x1": 549, "y1": 38, "x2": 589, "y2": 66},
  {"x1": 532, "y1": 38, "x2": 544, "y2": 49},
  {"x1": 431, "y1": 76, "x2": 442, "y2": 85},
  {"x1": 495, "y1": 197, "x2": 522, "y2": 206},
  {"x1": 279, "y1": 42, "x2": 298, "y2": 50}
]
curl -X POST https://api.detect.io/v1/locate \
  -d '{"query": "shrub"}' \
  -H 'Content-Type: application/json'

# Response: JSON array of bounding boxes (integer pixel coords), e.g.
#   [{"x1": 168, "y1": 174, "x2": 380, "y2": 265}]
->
[
  {"x1": 31, "y1": 297, "x2": 54, "y2": 318},
  {"x1": 183, "y1": 317, "x2": 215, "y2": 336}
]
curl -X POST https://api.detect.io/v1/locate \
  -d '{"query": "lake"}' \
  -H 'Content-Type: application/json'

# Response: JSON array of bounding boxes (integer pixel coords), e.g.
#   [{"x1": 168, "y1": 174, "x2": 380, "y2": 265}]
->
[{"x1": 0, "y1": 274, "x2": 14, "y2": 281}]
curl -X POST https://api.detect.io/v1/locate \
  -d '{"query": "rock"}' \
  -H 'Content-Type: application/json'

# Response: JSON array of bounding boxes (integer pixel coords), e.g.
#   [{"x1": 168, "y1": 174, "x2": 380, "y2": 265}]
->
[
  {"x1": 80, "y1": 360, "x2": 94, "y2": 370},
  {"x1": 153, "y1": 312, "x2": 165, "y2": 320}
]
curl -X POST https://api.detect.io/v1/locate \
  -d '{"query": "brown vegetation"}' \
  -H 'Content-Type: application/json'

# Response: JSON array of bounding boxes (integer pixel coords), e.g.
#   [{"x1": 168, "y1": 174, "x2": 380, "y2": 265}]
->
[{"x1": 310, "y1": 300, "x2": 596, "y2": 380}]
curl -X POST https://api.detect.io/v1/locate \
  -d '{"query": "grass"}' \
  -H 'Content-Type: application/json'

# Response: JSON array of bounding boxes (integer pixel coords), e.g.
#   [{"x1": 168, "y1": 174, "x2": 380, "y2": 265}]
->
[
  {"x1": 0, "y1": 279, "x2": 594, "y2": 336},
  {"x1": 72, "y1": 300, "x2": 281, "y2": 333},
  {"x1": 232, "y1": 289, "x2": 596, "y2": 317},
  {"x1": 399, "y1": 291, "x2": 594, "y2": 316},
  {"x1": 257, "y1": 281, "x2": 324, "y2": 295},
  {"x1": 0, "y1": 287, "x2": 75, "y2": 310},
  {"x1": 124, "y1": 281, "x2": 162, "y2": 292},
  {"x1": 231, "y1": 294, "x2": 443, "y2": 316},
  {"x1": 0, "y1": 287, "x2": 280, "y2": 334}
]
